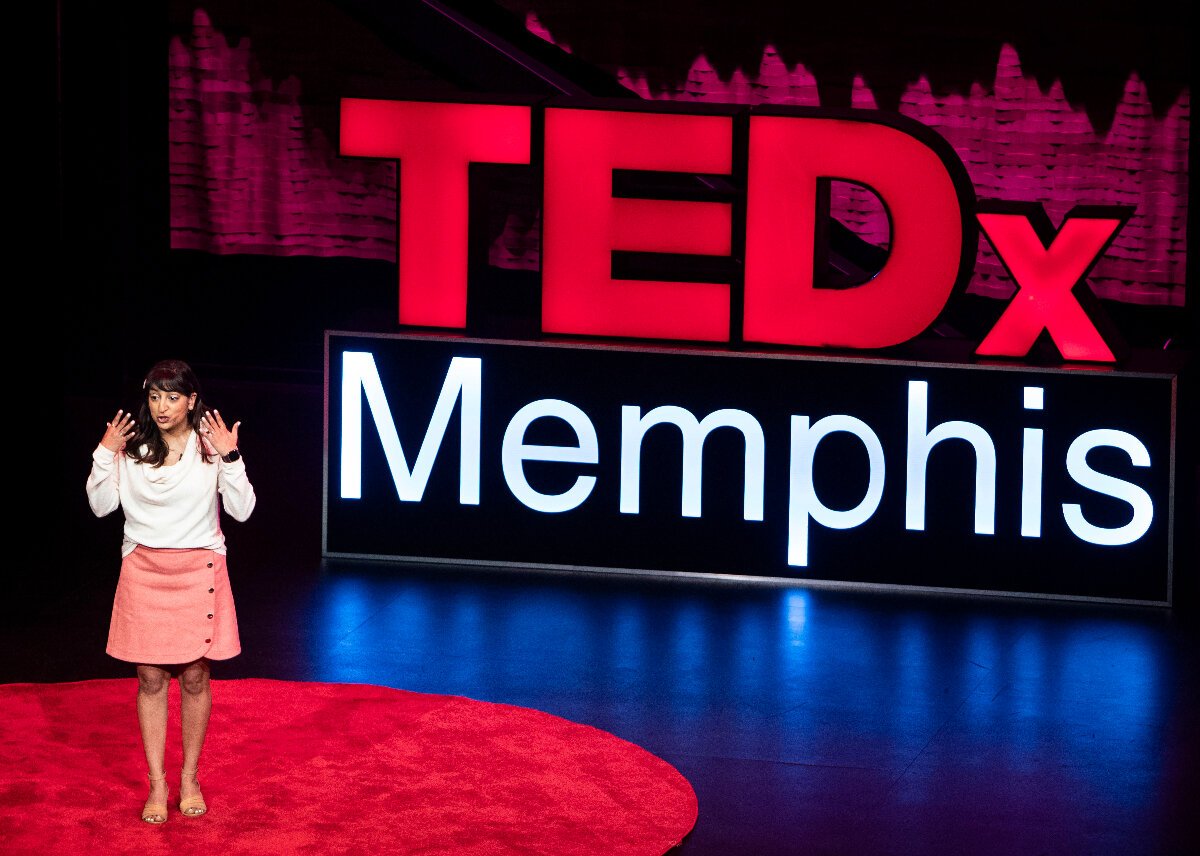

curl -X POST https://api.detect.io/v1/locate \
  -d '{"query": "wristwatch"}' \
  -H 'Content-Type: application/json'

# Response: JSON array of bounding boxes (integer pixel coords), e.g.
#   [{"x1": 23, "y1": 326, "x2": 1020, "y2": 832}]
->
[{"x1": 221, "y1": 449, "x2": 241, "y2": 463}]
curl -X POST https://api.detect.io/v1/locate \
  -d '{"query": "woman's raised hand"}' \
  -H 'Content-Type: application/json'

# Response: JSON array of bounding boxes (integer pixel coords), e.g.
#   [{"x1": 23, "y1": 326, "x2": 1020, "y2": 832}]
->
[
  {"x1": 199, "y1": 409, "x2": 240, "y2": 458},
  {"x1": 102, "y1": 409, "x2": 136, "y2": 452}
]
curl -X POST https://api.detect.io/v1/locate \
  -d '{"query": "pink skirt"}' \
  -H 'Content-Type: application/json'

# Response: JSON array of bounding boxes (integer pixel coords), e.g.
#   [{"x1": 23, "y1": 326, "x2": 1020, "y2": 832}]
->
[{"x1": 106, "y1": 546, "x2": 241, "y2": 664}]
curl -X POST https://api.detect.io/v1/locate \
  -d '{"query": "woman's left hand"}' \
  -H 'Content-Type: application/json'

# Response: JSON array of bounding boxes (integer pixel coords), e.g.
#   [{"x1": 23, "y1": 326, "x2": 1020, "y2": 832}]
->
[{"x1": 199, "y1": 409, "x2": 241, "y2": 458}]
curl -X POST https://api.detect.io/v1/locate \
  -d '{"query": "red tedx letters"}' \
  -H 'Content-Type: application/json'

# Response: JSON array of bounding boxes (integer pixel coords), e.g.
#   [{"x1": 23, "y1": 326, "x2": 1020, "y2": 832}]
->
[{"x1": 339, "y1": 98, "x2": 1127, "y2": 363}]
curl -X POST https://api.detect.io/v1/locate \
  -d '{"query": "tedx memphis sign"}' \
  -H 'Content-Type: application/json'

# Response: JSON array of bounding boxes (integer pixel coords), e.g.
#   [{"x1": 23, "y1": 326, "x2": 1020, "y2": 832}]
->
[{"x1": 323, "y1": 99, "x2": 1178, "y2": 604}]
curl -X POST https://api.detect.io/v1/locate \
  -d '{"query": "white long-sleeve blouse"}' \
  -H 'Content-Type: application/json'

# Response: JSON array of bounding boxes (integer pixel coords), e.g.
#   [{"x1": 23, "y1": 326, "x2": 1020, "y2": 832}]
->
[{"x1": 86, "y1": 430, "x2": 256, "y2": 556}]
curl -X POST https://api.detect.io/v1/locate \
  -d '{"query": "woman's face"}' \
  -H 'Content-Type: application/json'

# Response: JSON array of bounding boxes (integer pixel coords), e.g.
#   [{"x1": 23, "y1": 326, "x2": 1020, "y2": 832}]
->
[{"x1": 147, "y1": 385, "x2": 196, "y2": 434}]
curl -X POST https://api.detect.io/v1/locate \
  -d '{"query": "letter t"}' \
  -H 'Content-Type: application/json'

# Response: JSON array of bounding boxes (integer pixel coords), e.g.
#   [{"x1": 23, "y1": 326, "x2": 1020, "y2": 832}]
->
[{"x1": 340, "y1": 99, "x2": 531, "y2": 329}]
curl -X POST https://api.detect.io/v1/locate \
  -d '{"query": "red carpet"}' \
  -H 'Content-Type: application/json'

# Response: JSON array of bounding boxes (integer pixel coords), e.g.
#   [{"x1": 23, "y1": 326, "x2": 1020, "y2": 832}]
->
[{"x1": 0, "y1": 678, "x2": 697, "y2": 855}]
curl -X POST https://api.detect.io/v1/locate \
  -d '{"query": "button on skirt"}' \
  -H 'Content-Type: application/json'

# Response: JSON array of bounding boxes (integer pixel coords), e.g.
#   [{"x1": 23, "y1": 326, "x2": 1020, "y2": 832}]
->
[{"x1": 106, "y1": 545, "x2": 241, "y2": 664}]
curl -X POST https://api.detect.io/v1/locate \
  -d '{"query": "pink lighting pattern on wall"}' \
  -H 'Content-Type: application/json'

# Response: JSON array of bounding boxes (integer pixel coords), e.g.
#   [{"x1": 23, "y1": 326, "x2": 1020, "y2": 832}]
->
[
  {"x1": 168, "y1": 9, "x2": 1189, "y2": 307},
  {"x1": 169, "y1": 11, "x2": 397, "y2": 261},
  {"x1": 574, "y1": 34, "x2": 1190, "y2": 307}
]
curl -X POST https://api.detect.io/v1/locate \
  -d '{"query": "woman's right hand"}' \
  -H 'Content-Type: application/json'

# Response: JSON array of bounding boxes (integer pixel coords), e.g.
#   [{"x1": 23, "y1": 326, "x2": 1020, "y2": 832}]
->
[{"x1": 101, "y1": 409, "x2": 136, "y2": 452}]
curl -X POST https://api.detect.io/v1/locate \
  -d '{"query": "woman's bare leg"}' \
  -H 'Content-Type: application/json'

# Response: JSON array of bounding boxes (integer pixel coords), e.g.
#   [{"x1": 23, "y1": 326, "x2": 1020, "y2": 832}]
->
[
  {"x1": 178, "y1": 659, "x2": 211, "y2": 810},
  {"x1": 136, "y1": 664, "x2": 171, "y2": 819}
]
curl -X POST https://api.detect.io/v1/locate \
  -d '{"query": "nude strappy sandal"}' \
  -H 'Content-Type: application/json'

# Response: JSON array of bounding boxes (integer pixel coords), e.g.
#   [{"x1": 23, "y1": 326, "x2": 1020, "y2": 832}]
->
[
  {"x1": 178, "y1": 767, "x2": 208, "y2": 817},
  {"x1": 142, "y1": 772, "x2": 168, "y2": 824}
]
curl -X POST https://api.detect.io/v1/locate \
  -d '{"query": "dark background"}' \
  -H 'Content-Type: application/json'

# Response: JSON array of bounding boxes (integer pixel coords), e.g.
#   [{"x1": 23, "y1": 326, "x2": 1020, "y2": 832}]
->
[{"x1": 494, "y1": 0, "x2": 1192, "y2": 126}]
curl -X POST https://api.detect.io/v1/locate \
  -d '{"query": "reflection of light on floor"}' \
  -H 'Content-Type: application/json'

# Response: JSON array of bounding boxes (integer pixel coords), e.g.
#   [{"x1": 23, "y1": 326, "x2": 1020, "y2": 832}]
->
[
  {"x1": 1006, "y1": 629, "x2": 1047, "y2": 764},
  {"x1": 671, "y1": 602, "x2": 709, "y2": 677},
  {"x1": 1058, "y1": 622, "x2": 1162, "y2": 811},
  {"x1": 315, "y1": 577, "x2": 374, "y2": 645},
  {"x1": 611, "y1": 598, "x2": 646, "y2": 675},
  {"x1": 389, "y1": 588, "x2": 432, "y2": 647},
  {"x1": 965, "y1": 618, "x2": 1000, "y2": 673},
  {"x1": 783, "y1": 589, "x2": 808, "y2": 638},
  {"x1": 447, "y1": 590, "x2": 485, "y2": 639},
  {"x1": 309, "y1": 568, "x2": 1174, "y2": 825},
  {"x1": 896, "y1": 617, "x2": 933, "y2": 731},
  {"x1": 732, "y1": 601, "x2": 769, "y2": 699}
]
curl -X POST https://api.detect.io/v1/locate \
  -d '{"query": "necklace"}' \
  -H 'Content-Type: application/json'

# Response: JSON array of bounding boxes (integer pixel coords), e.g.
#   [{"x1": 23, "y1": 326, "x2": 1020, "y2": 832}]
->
[{"x1": 161, "y1": 429, "x2": 190, "y2": 461}]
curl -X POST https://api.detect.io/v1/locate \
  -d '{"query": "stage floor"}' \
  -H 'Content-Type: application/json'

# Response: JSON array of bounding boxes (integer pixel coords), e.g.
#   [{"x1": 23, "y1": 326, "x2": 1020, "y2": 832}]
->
[
  {"x1": 15, "y1": 375, "x2": 1198, "y2": 855},
  {"x1": 8, "y1": 555, "x2": 1199, "y2": 855}
]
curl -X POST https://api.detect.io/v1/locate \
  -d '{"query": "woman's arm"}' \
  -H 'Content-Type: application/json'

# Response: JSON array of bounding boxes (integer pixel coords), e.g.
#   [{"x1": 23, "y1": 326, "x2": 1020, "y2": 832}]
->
[
  {"x1": 217, "y1": 457, "x2": 257, "y2": 522},
  {"x1": 86, "y1": 446, "x2": 121, "y2": 517},
  {"x1": 202, "y1": 408, "x2": 256, "y2": 522},
  {"x1": 86, "y1": 409, "x2": 135, "y2": 517}
]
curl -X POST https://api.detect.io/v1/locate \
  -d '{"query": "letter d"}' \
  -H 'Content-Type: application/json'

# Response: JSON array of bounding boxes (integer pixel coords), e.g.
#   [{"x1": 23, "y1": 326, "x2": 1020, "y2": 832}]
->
[{"x1": 744, "y1": 113, "x2": 975, "y2": 348}]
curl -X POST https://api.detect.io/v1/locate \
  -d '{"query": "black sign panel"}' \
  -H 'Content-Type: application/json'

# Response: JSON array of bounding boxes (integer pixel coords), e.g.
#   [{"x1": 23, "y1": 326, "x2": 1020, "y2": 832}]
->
[{"x1": 324, "y1": 332, "x2": 1176, "y2": 604}]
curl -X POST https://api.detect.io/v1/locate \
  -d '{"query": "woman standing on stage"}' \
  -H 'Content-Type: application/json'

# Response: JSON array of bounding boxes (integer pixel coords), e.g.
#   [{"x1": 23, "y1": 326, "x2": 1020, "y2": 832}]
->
[{"x1": 86, "y1": 359, "x2": 256, "y2": 824}]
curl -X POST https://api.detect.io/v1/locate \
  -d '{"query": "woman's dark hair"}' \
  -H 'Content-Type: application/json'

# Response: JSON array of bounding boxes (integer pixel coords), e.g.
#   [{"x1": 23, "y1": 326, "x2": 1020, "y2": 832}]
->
[{"x1": 126, "y1": 359, "x2": 213, "y2": 466}]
